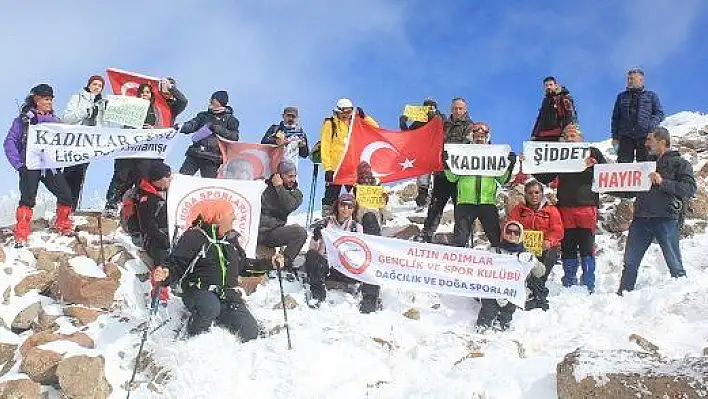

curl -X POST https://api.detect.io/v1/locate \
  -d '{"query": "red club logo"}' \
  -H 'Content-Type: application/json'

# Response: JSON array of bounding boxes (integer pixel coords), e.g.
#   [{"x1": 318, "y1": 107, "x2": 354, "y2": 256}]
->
[{"x1": 333, "y1": 236, "x2": 371, "y2": 275}]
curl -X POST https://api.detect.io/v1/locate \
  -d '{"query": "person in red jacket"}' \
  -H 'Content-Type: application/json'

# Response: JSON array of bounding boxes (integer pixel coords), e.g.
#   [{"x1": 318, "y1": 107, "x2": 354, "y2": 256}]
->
[{"x1": 508, "y1": 180, "x2": 564, "y2": 310}]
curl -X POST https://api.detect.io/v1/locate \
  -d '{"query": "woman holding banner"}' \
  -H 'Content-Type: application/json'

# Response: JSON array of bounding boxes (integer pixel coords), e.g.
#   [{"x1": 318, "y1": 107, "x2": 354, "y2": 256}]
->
[
  {"x1": 534, "y1": 124, "x2": 606, "y2": 293},
  {"x1": 507, "y1": 180, "x2": 564, "y2": 310},
  {"x1": 4, "y1": 84, "x2": 74, "y2": 244},
  {"x1": 62, "y1": 74, "x2": 107, "y2": 210}
]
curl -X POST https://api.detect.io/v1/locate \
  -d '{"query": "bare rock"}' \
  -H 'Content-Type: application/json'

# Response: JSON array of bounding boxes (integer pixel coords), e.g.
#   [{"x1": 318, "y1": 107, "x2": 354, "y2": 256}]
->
[
  {"x1": 14, "y1": 271, "x2": 53, "y2": 296},
  {"x1": 238, "y1": 275, "x2": 268, "y2": 296},
  {"x1": 0, "y1": 343, "x2": 17, "y2": 373},
  {"x1": 84, "y1": 244, "x2": 123, "y2": 267},
  {"x1": 20, "y1": 331, "x2": 94, "y2": 358},
  {"x1": 556, "y1": 348, "x2": 708, "y2": 399},
  {"x1": 685, "y1": 186, "x2": 708, "y2": 220},
  {"x1": 677, "y1": 134, "x2": 707, "y2": 152},
  {"x1": 681, "y1": 223, "x2": 695, "y2": 239},
  {"x1": 30, "y1": 218, "x2": 50, "y2": 231},
  {"x1": 0, "y1": 378, "x2": 41, "y2": 398},
  {"x1": 403, "y1": 308, "x2": 420, "y2": 320},
  {"x1": 0, "y1": 247, "x2": 5, "y2": 263},
  {"x1": 694, "y1": 220, "x2": 707, "y2": 234},
  {"x1": 57, "y1": 355, "x2": 112, "y2": 399},
  {"x1": 602, "y1": 199, "x2": 634, "y2": 234},
  {"x1": 20, "y1": 347, "x2": 62, "y2": 384},
  {"x1": 64, "y1": 306, "x2": 103, "y2": 326},
  {"x1": 432, "y1": 232, "x2": 454, "y2": 245},
  {"x1": 56, "y1": 261, "x2": 118, "y2": 309},
  {"x1": 273, "y1": 294, "x2": 298, "y2": 310},
  {"x1": 440, "y1": 209, "x2": 454, "y2": 225},
  {"x1": 396, "y1": 183, "x2": 418, "y2": 204},
  {"x1": 699, "y1": 162, "x2": 708, "y2": 180},
  {"x1": 76, "y1": 216, "x2": 119, "y2": 236},
  {"x1": 31, "y1": 250, "x2": 73, "y2": 273},
  {"x1": 383, "y1": 224, "x2": 420, "y2": 240},
  {"x1": 34, "y1": 309, "x2": 60, "y2": 333},
  {"x1": 406, "y1": 215, "x2": 426, "y2": 224},
  {"x1": 11, "y1": 302, "x2": 41, "y2": 332}
]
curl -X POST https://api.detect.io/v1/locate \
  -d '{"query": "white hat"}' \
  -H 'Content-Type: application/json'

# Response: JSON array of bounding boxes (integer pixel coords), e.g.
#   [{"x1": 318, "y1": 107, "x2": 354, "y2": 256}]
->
[{"x1": 335, "y1": 98, "x2": 353, "y2": 110}]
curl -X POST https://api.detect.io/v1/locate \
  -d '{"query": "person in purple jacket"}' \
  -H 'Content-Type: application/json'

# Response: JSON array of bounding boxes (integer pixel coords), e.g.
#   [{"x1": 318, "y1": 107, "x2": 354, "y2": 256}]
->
[{"x1": 3, "y1": 84, "x2": 74, "y2": 244}]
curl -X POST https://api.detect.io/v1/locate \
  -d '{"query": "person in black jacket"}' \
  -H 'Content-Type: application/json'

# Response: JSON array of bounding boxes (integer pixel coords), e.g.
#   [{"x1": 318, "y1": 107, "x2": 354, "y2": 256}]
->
[
  {"x1": 400, "y1": 98, "x2": 440, "y2": 211},
  {"x1": 611, "y1": 68, "x2": 664, "y2": 163},
  {"x1": 179, "y1": 91, "x2": 240, "y2": 178},
  {"x1": 261, "y1": 106, "x2": 309, "y2": 165},
  {"x1": 618, "y1": 127, "x2": 696, "y2": 294},
  {"x1": 531, "y1": 76, "x2": 577, "y2": 142},
  {"x1": 137, "y1": 162, "x2": 171, "y2": 267},
  {"x1": 152, "y1": 203, "x2": 259, "y2": 341},
  {"x1": 535, "y1": 124, "x2": 606, "y2": 293},
  {"x1": 258, "y1": 160, "x2": 307, "y2": 270},
  {"x1": 104, "y1": 80, "x2": 187, "y2": 216}
]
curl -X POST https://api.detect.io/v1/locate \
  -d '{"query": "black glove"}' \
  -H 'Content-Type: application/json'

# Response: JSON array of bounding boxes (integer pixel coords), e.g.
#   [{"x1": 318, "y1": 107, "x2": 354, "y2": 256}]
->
[
  {"x1": 223, "y1": 288, "x2": 243, "y2": 305},
  {"x1": 508, "y1": 151, "x2": 517, "y2": 163},
  {"x1": 312, "y1": 225, "x2": 323, "y2": 241},
  {"x1": 173, "y1": 123, "x2": 180, "y2": 131},
  {"x1": 324, "y1": 170, "x2": 334, "y2": 183}
]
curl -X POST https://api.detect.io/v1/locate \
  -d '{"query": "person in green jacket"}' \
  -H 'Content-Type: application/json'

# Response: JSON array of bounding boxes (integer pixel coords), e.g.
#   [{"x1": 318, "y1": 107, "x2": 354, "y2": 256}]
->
[{"x1": 446, "y1": 122, "x2": 516, "y2": 247}]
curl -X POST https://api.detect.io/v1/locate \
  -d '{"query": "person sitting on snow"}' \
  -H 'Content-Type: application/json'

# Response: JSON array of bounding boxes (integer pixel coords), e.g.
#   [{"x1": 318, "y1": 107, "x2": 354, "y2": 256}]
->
[
  {"x1": 4, "y1": 84, "x2": 74, "y2": 245},
  {"x1": 476, "y1": 221, "x2": 545, "y2": 331},
  {"x1": 152, "y1": 202, "x2": 259, "y2": 341},
  {"x1": 305, "y1": 191, "x2": 381, "y2": 313}
]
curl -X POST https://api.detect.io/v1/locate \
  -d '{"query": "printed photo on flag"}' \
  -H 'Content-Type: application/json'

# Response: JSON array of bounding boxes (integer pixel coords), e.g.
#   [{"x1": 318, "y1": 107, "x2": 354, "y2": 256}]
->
[{"x1": 217, "y1": 138, "x2": 284, "y2": 180}]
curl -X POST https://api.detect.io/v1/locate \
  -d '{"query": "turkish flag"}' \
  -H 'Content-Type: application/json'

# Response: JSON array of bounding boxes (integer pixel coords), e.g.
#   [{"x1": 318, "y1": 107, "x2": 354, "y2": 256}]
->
[
  {"x1": 106, "y1": 68, "x2": 174, "y2": 128},
  {"x1": 217, "y1": 138, "x2": 284, "y2": 180},
  {"x1": 333, "y1": 115, "x2": 444, "y2": 185}
]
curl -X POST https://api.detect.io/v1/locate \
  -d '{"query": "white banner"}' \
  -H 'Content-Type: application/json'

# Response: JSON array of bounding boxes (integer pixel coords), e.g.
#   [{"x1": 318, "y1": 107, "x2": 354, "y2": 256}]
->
[
  {"x1": 103, "y1": 95, "x2": 150, "y2": 128},
  {"x1": 592, "y1": 162, "x2": 656, "y2": 193},
  {"x1": 25, "y1": 123, "x2": 177, "y2": 170},
  {"x1": 522, "y1": 141, "x2": 592, "y2": 174},
  {"x1": 166, "y1": 174, "x2": 266, "y2": 258},
  {"x1": 323, "y1": 229, "x2": 533, "y2": 307},
  {"x1": 444, "y1": 143, "x2": 511, "y2": 176}
]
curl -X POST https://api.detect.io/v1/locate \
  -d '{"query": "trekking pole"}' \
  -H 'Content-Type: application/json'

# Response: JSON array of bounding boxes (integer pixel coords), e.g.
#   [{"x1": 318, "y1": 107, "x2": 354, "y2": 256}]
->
[
  {"x1": 97, "y1": 213, "x2": 106, "y2": 272},
  {"x1": 306, "y1": 164, "x2": 319, "y2": 228},
  {"x1": 273, "y1": 254, "x2": 293, "y2": 350},
  {"x1": 126, "y1": 288, "x2": 160, "y2": 399}
]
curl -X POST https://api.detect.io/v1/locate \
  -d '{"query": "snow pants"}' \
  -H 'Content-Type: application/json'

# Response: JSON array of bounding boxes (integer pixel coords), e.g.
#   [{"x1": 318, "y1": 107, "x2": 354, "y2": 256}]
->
[
  {"x1": 182, "y1": 288, "x2": 258, "y2": 341},
  {"x1": 18, "y1": 167, "x2": 73, "y2": 208},
  {"x1": 452, "y1": 204, "x2": 501, "y2": 248}
]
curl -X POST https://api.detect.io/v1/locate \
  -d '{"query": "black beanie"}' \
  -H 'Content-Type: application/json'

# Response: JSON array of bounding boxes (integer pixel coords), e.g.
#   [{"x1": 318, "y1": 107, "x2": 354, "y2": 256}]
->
[
  {"x1": 211, "y1": 90, "x2": 229, "y2": 106},
  {"x1": 30, "y1": 84, "x2": 54, "y2": 98},
  {"x1": 148, "y1": 162, "x2": 171, "y2": 181}
]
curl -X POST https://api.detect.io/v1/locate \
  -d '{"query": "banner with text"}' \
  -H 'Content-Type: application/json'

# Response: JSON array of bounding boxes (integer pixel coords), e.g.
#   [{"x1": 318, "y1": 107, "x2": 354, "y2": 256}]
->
[
  {"x1": 103, "y1": 95, "x2": 150, "y2": 128},
  {"x1": 522, "y1": 141, "x2": 592, "y2": 174},
  {"x1": 167, "y1": 174, "x2": 266, "y2": 258},
  {"x1": 25, "y1": 123, "x2": 177, "y2": 170},
  {"x1": 403, "y1": 105, "x2": 432, "y2": 123},
  {"x1": 444, "y1": 143, "x2": 512, "y2": 176},
  {"x1": 323, "y1": 229, "x2": 533, "y2": 306},
  {"x1": 355, "y1": 185, "x2": 385, "y2": 209},
  {"x1": 592, "y1": 162, "x2": 656, "y2": 193},
  {"x1": 522, "y1": 230, "x2": 544, "y2": 257}
]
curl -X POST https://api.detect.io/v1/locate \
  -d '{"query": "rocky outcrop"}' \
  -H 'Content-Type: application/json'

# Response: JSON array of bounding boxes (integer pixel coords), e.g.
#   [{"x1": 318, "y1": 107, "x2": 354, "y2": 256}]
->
[
  {"x1": 14, "y1": 270, "x2": 53, "y2": 296},
  {"x1": 601, "y1": 199, "x2": 634, "y2": 233},
  {"x1": 20, "y1": 347, "x2": 62, "y2": 384},
  {"x1": 0, "y1": 343, "x2": 17, "y2": 377},
  {"x1": 55, "y1": 261, "x2": 119, "y2": 309},
  {"x1": 11, "y1": 301, "x2": 41, "y2": 332},
  {"x1": 685, "y1": 186, "x2": 708, "y2": 220},
  {"x1": 557, "y1": 348, "x2": 708, "y2": 398},
  {"x1": 20, "y1": 331, "x2": 94, "y2": 357},
  {"x1": 56, "y1": 355, "x2": 112, "y2": 399},
  {"x1": 30, "y1": 249, "x2": 72, "y2": 272},
  {"x1": 64, "y1": 306, "x2": 103, "y2": 326},
  {"x1": 0, "y1": 378, "x2": 41, "y2": 398}
]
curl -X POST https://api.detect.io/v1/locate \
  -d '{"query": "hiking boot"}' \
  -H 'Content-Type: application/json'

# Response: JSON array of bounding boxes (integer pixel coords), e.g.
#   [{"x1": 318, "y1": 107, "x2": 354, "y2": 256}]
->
[
  {"x1": 359, "y1": 294, "x2": 379, "y2": 314},
  {"x1": 414, "y1": 187, "x2": 428, "y2": 208},
  {"x1": 54, "y1": 203, "x2": 73, "y2": 235},
  {"x1": 311, "y1": 283, "x2": 326, "y2": 302},
  {"x1": 14, "y1": 205, "x2": 33, "y2": 245}
]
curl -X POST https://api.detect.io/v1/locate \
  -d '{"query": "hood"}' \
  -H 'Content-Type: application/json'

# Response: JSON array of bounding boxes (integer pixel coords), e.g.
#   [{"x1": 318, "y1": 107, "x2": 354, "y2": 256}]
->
[
  {"x1": 138, "y1": 178, "x2": 163, "y2": 197},
  {"x1": 209, "y1": 105, "x2": 234, "y2": 116}
]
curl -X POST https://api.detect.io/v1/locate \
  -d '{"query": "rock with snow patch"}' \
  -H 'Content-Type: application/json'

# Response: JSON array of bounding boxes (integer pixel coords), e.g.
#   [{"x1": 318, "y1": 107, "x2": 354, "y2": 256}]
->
[
  {"x1": 0, "y1": 378, "x2": 41, "y2": 398},
  {"x1": 11, "y1": 301, "x2": 41, "y2": 332},
  {"x1": 20, "y1": 331, "x2": 94, "y2": 358},
  {"x1": 556, "y1": 348, "x2": 708, "y2": 399},
  {"x1": 699, "y1": 162, "x2": 708, "y2": 180},
  {"x1": 0, "y1": 343, "x2": 17, "y2": 376},
  {"x1": 20, "y1": 347, "x2": 62, "y2": 384},
  {"x1": 383, "y1": 224, "x2": 421, "y2": 240},
  {"x1": 84, "y1": 244, "x2": 124, "y2": 267},
  {"x1": 76, "y1": 216, "x2": 119, "y2": 236},
  {"x1": 56, "y1": 261, "x2": 119, "y2": 309},
  {"x1": 34, "y1": 308, "x2": 60, "y2": 332},
  {"x1": 56, "y1": 355, "x2": 112, "y2": 399},
  {"x1": 14, "y1": 270, "x2": 54, "y2": 296},
  {"x1": 685, "y1": 186, "x2": 708, "y2": 220},
  {"x1": 273, "y1": 294, "x2": 298, "y2": 310},
  {"x1": 64, "y1": 306, "x2": 103, "y2": 326},
  {"x1": 30, "y1": 249, "x2": 73, "y2": 272},
  {"x1": 238, "y1": 275, "x2": 268, "y2": 295},
  {"x1": 403, "y1": 308, "x2": 420, "y2": 320},
  {"x1": 396, "y1": 183, "x2": 418, "y2": 203},
  {"x1": 602, "y1": 199, "x2": 634, "y2": 233}
]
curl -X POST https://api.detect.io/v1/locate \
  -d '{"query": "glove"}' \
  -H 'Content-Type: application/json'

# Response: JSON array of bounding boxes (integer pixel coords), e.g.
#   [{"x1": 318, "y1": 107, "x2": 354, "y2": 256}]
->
[
  {"x1": 324, "y1": 170, "x2": 334, "y2": 183},
  {"x1": 223, "y1": 287, "x2": 244, "y2": 305},
  {"x1": 173, "y1": 123, "x2": 180, "y2": 131},
  {"x1": 508, "y1": 151, "x2": 517, "y2": 162}
]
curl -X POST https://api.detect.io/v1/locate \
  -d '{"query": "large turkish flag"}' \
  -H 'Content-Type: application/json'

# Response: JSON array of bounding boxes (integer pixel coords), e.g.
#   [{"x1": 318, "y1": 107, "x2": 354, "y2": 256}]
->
[
  {"x1": 106, "y1": 68, "x2": 174, "y2": 128},
  {"x1": 333, "y1": 115, "x2": 444, "y2": 185}
]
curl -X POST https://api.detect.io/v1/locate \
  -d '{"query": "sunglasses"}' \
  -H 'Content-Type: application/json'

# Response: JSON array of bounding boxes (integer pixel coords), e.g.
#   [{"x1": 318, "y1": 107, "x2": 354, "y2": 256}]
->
[
  {"x1": 337, "y1": 108, "x2": 354, "y2": 114},
  {"x1": 284, "y1": 113, "x2": 297, "y2": 118},
  {"x1": 505, "y1": 229, "x2": 521, "y2": 237}
]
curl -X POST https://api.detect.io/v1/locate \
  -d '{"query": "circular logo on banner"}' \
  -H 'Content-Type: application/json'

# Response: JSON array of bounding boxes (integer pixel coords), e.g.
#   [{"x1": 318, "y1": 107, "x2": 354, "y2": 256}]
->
[
  {"x1": 333, "y1": 236, "x2": 371, "y2": 275},
  {"x1": 173, "y1": 186, "x2": 253, "y2": 249}
]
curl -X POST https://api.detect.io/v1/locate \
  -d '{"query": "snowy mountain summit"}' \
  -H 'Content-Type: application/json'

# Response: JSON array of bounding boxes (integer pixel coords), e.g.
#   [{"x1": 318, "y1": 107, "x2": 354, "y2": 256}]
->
[{"x1": 0, "y1": 112, "x2": 707, "y2": 398}]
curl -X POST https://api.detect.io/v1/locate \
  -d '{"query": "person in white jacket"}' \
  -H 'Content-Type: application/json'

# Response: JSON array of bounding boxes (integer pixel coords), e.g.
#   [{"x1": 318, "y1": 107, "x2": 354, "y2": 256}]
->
[{"x1": 62, "y1": 74, "x2": 107, "y2": 209}]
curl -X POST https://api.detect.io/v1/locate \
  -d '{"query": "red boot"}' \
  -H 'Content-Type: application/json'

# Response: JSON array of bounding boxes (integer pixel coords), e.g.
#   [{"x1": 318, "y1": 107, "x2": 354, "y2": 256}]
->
[
  {"x1": 14, "y1": 206, "x2": 33, "y2": 244},
  {"x1": 54, "y1": 203, "x2": 74, "y2": 235}
]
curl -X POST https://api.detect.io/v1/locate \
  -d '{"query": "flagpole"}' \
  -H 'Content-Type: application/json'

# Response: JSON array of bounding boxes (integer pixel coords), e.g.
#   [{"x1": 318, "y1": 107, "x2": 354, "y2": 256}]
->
[{"x1": 332, "y1": 111, "x2": 357, "y2": 185}]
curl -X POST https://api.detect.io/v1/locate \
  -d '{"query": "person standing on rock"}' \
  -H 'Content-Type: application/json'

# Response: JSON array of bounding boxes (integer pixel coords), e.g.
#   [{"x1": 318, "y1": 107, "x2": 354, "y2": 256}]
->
[
  {"x1": 4, "y1": 84, "x2": 74, "y2": 244},
  {"x1": 399, "y1": 98, "x2": 441, "y2": 212},
  {"x1": 445, "y1": 122, "x2": 515, "y2": 248},
  {"x1": 319, "y1": 98, "x2": 379, "y2": 218},
  {"x1": 62, "y1": 74, "x2": 108, "y2": 210},
  {"x1": 152, "y1": 202, "x2": 259, "y2": 341},
  {"x1": 507, "y1": 179, "x2": 564, "y2": 310},
  {"x1": 416, "y1": 97, "x2": 473, "y2": 243},
  {"x1": 535, "y1": 124, "x2": 605, "y2": 293},
  {"x1": 611, "y1": 68, "x2": 664, "y2": 163},
  {"x1": 530, "y1": 76, "x2": 577, "y2": 142},
  {"x1": 261, "y1": 106, "x2": 309, "y2": 169},
  {"x1": 617, "y1": 127, "x2": 696, "y2": 294}
]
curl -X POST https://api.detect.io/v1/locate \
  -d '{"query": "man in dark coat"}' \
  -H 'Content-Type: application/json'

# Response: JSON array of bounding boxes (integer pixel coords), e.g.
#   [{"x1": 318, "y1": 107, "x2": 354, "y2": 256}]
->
[
  {"x1": 257, "y1": 160, "x2": 307, "y2": 270},
  {"x1": 137, "y1": 162, "x2": 172, "y2": 267},
  {"x1": 611, "y1": 68, "x2": 664, "y2": 163},
  {"x1": 617, "y1": 127, "x2": 696, "y2": 294},
  {"x1": 261, "y1": 106, "x2": 309, "y2": 160},
  {"x1": 531, "y1": 76, "x2": 577, "y2": 142}
]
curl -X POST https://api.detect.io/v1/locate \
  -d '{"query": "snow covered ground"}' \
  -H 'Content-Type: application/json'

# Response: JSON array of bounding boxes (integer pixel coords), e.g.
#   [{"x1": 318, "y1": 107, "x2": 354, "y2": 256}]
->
[{"x1": 0, "y1": 112, "x2": 707, "y2": 398}]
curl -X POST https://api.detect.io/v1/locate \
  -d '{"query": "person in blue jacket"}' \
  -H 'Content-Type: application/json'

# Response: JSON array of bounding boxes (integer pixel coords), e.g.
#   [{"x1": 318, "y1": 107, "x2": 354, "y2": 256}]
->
[{"x1": 611, "y1": 68, "x2": 664, "y2": 163}]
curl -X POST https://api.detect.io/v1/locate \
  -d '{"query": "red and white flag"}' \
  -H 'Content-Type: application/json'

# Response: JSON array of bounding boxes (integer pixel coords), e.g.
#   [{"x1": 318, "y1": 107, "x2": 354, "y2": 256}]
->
[
  {"x1": 217, "y1": 139, "x2": 284, "y2": 180},
  {"x1": 106, "y1": 68, "x2": 173, "y2": 128},
  {"x1": 333, "y1": 115, "x2": 444, "y2": 185}
]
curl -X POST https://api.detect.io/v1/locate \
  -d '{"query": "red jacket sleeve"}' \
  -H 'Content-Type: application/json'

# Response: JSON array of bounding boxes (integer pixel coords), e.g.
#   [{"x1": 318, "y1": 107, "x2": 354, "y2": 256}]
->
[
  {"x1": 507, "y1": 204, "x2": 522, "y2": 225},
  {"x1": 545, "y1": 205, "x2": 564, "y2": 247}
]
